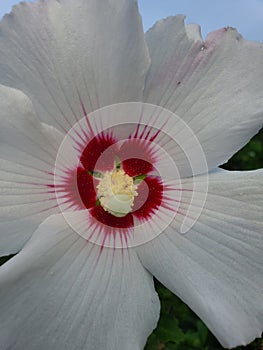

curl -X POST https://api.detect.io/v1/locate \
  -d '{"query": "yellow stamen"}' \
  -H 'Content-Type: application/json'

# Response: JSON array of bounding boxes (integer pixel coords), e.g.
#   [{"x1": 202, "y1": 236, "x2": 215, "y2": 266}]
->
[{"x1": 97, "y1": 169, "x2": 138, "y2": 217}]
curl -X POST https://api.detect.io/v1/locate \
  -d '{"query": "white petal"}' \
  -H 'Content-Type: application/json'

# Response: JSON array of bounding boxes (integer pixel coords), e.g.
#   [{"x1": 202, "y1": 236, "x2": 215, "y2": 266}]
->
[
  {"x1": 185, "y1": 23, "x2": 202, "y2": 42},
  {"x1": 144, "y1": 16, "x2": 263, "y2": 171},
  {"x1": 0, "y1": 214, "x2": 160, "y2": 350},
  {"x1": 0, "y1": 0, "x2": 149, "y2": 132},
  {"x1": 137, "y1": 169, "x2": 263, "y2": 348},
  {"x1": 0, "y1": 85, "x2": 62, "y2": 254}
]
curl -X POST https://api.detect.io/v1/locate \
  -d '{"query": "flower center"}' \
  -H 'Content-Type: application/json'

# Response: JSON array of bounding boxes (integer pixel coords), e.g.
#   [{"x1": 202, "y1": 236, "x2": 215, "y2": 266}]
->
[{"x1": 96, "y1": 169, "x2": 138, "y2": 217}]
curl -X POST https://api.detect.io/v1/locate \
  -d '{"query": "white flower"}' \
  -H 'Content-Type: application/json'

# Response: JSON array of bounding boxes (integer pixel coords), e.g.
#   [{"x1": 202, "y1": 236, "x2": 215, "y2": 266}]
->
[{"x1": 0, "y1": 1, "x2": 262, "y2": 350}]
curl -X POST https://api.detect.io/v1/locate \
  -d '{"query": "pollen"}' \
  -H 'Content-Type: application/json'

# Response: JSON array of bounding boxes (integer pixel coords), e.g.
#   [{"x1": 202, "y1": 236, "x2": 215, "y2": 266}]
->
[{"x1": 96, "y1": 169, "x2": 138, "y2": 217}]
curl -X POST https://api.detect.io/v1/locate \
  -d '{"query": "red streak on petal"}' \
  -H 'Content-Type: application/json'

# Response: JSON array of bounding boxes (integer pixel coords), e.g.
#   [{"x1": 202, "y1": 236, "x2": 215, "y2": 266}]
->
[
  {"x1": 54, "y1": 166, "x2": 97, "y2": 210},
  {"x1": 77, "y1": 167, "x2": 97, "y2": 209},
  {"x1": 119, "y1": 139, "x2": 155, "y2": 177},
  {"x1": 90, "y1": 205, "x2": 134, "y2": 229},
  {"x1": 80, "y1": 132, "x2": 118, "y2": 172},
  {"x1": 134, "y1": 176, "x2": 163, "y2": 220},
  {"x1": 54, "y1": 127, "x2": 168, "y2": 237},
  {"x1": 122, "y1": 158, "x2": 153, "y2": 177}
]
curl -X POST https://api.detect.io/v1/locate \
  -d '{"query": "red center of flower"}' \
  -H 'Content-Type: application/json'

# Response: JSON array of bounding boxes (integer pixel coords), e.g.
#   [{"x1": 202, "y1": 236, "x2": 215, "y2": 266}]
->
[{"x1": 76, "y1": 130, "x2": 163, "y2": 228}]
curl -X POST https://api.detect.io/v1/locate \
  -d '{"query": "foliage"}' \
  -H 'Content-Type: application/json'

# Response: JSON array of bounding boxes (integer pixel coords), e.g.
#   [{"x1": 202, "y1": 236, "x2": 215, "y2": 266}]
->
[
  {"x1": 223, "y1": 129, "x2": 263, "y2": 171},
  {"x1": 145, "y1": 281, "x2": 263, "y2": 350}
]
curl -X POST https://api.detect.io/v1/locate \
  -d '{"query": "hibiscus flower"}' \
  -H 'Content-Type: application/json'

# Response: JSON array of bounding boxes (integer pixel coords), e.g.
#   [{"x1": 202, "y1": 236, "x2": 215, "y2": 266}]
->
[{"x1": 0, "y1": 1, "x2": 262, "y2": 350}]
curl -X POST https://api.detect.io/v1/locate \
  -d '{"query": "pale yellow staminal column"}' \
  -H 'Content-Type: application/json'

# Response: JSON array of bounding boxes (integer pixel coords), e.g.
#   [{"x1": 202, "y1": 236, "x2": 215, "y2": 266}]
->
[{"x1": 97, "y1": 169, "x2": 138, "y2": 217}]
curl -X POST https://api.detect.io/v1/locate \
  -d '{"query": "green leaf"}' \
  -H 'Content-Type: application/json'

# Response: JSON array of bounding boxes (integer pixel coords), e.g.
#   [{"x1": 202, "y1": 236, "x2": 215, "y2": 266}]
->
[
  {"x1": 88, "y1": 170, "x2": 103, "y2": 179},
  {"x1": 196, "y1": 321, "x2": 209, "y2": 346},
  {"x1": 115, "y1": 156, "x2": 122, "y2": 169},
  {"x1": 133, "y1": 174, "x2": 147, "y2": 185},
  {"x1": 155, "y1": 315, "x2": 185, "y2": 344}
]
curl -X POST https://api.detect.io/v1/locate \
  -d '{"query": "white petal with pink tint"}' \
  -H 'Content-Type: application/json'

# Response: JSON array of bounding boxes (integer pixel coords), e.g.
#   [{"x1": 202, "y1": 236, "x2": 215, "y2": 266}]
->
[
  {"x1": 137, "y1": 169, "x2": 263, "y2": 348},
  {"x1": 0, "y1": 85, "x2": 62, "y2": 254},
  {"x1": 0, "y1": 214, "x2": 160, "y2": 350},
  {"x1": 0, "y1": 0, "x2": 149, "y2": 132},
  {"x1": 144, "y1": 16, "x2": 263, "y2": 171}
]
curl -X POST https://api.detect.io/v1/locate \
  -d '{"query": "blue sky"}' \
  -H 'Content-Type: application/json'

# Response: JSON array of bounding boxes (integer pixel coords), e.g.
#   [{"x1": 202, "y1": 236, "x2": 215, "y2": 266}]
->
[{"x1": 0, "y1": 0, "x2": 263, "y2": 42}]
